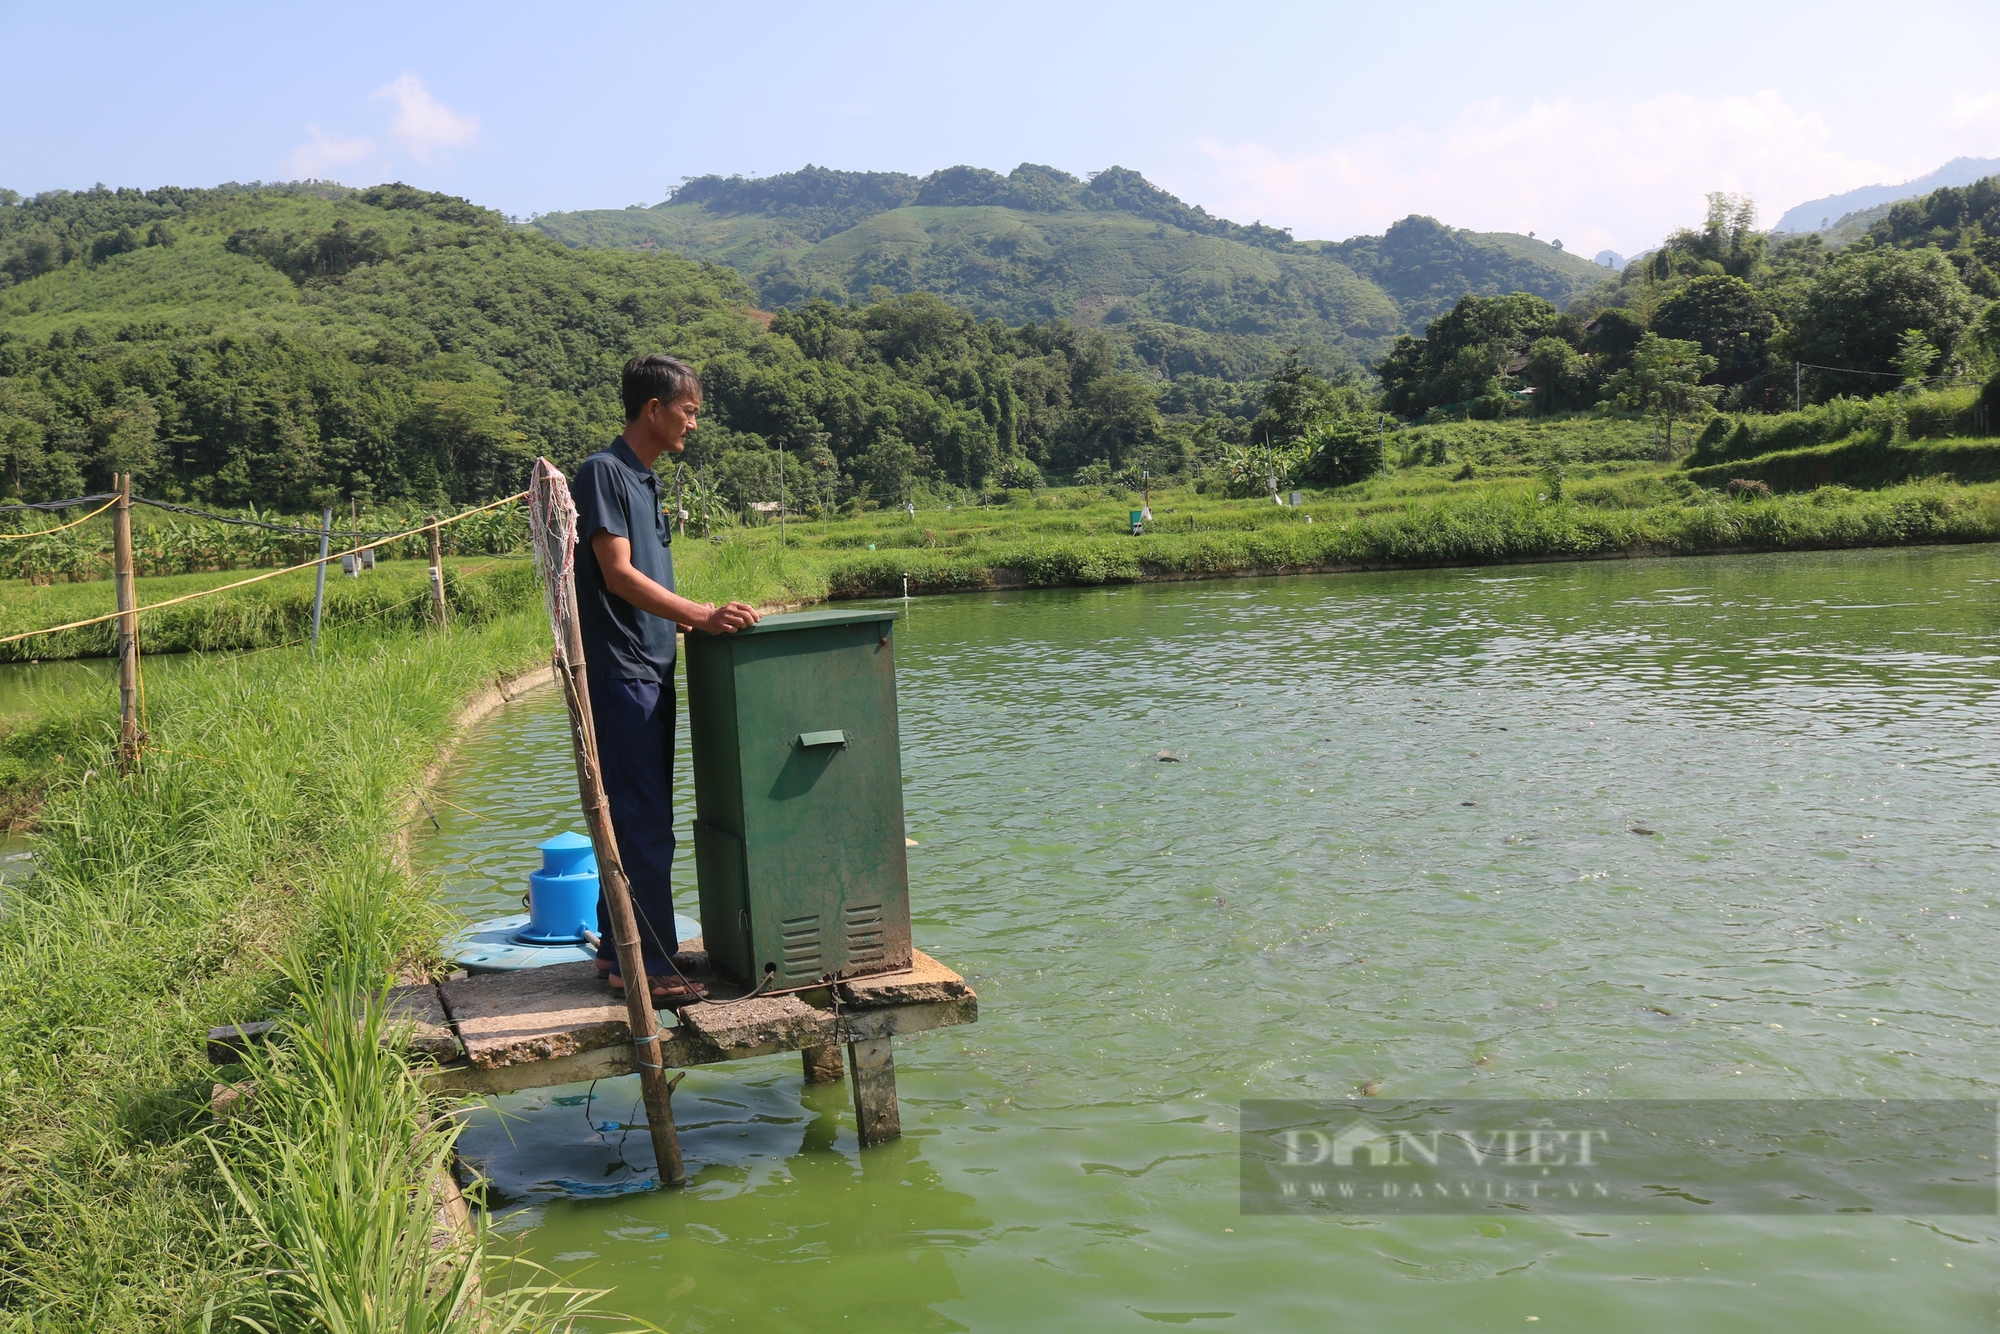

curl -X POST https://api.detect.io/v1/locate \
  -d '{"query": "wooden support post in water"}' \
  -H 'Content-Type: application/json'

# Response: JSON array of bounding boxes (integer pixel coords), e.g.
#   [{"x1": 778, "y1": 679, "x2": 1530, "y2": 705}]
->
[
  {"x1": 113, "y1": 473, "x2": 140, "y2": 773},
  {"x1": 801, "y1": 1043, "x2": 844, "y2": 1085},
  {"x1": 426, "y1": 513, "x2": 447, "y2": 630},
  {"x1": 846, "y1": 1036, "x2": 901, "y2": 1145},
  {"x1": 533, "y1": 462, "x2": 687, "y2": 1187}
]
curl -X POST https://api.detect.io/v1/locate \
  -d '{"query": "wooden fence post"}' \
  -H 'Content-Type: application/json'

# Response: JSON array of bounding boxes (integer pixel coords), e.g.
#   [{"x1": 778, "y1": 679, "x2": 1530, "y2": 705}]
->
[
  {"x1": 310, "y1": 508, "x2": 332, "y2": 651},
  {"x1": 113, "y1": 473, "x2": 141, "y2": 773},
  {"x1": 426, "y1": 514, "x2": 448, "y2": 630},
  {"x1": 531, "y1": 462, "x2": 687, "y2": 1187}
]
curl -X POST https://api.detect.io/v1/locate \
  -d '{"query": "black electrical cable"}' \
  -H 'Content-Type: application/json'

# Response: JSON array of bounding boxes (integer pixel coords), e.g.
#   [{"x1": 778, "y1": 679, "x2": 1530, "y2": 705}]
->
[
  {"x1": 128, "y1": 496, "x2": 414, "y2": 540},
  {"x1": 585, "y1": 918, "x2": 715, "y2": 1007},
  {"x1": 0, "y1": 493, "x2": 117, "y2": 513},
  {"x1": 1796, "y1": 361, "x2": 1909, "y2": 380},
  {"x1": 0, "y1": 489, "x2": 517, "y2": 538}
]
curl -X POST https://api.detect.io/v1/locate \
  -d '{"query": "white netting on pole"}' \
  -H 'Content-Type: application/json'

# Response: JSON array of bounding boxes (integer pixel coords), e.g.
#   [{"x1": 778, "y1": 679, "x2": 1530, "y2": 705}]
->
[{"x1": 528, "y1": 457, "x2": 578, "y2": 670}]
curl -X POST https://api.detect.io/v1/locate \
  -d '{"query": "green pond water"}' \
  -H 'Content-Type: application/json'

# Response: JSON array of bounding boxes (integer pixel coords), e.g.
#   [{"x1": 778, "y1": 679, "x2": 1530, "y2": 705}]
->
[{"x1": 415, "y1": 547, "x2": 1999, "y2": 1332}]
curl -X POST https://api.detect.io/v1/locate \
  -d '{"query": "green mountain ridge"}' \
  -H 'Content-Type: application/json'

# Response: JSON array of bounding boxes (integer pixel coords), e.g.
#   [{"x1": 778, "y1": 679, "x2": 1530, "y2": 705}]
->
[
  {"x1": 0, "y1": 180, "x2": 1302, "y2": 508},
  {"x1": 1774, "y1": 156, "x2": 2000, "y2": 235},
  {"x1": 533, "y1": 163, "x2": 1610, "y2": 375},
  {"x1": 0, "y1": 181, "x2": 776, "y2": 506}
]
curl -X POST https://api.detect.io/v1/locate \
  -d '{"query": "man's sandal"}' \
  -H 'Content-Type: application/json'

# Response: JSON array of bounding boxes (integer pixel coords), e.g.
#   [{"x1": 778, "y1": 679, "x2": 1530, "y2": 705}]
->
[{"x1": 607, "y1": 972, "x2": 708, "y2": 1008}]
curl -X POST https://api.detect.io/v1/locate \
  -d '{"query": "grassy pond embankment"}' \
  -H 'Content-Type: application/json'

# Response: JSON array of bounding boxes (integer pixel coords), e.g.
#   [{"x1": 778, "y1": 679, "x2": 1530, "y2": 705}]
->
[{"x1": 10, "y1": 393, "x2": 2000, "y2": 670}]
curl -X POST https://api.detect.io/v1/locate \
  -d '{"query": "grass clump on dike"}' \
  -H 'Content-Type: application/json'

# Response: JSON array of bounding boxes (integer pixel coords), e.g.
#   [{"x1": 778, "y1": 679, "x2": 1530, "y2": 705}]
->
[{"x1": 0, "y1": 610, "x2": 622, "y2": 1331}]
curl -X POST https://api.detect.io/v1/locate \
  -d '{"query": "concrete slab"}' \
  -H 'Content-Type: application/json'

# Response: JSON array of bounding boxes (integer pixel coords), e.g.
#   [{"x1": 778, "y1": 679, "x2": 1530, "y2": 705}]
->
[
  {"x1": 678, "y1": 994, "x2": 839, "y2": 1058},
  {"x1": 837, "y1": 949, "x2": 974, "y2": 1008},
  {"x1": 386, "y1": 982, "x2": 463, "y2": 1063},
  {"x1": 438, "y1": 961, "x2": 631, "y2": 1069}
]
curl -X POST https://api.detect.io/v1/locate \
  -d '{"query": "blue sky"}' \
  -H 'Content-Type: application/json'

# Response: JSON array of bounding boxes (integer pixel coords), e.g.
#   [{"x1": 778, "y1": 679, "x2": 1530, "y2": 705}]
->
[{"x1": 4, "y1": 0, "x2": 1997, "y2": 257}]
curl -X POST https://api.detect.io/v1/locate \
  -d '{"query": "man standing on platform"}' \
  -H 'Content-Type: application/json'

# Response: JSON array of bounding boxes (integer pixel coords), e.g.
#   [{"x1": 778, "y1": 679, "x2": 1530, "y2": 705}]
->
[{"x1": 573, "y1": 353, "x2": 760, "y2": 1006}]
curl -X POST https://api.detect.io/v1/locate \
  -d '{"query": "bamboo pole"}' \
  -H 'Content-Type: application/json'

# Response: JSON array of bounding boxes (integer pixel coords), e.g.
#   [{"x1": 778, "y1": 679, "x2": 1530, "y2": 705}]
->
[
  {"x1": 426, "y1": 513, "x2": 448, "y2": 630},
  {"x1": 535, "y1": 466, "x2": 687, "y2": 1187},
  {"x1": 113, "y1": 473, "x2": 140, "y2": 773}
]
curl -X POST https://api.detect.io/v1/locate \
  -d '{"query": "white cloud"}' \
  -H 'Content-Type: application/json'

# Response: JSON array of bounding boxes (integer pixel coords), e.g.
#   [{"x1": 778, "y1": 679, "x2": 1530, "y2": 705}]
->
[
  {"x1": 371, "y1": 73, "x2": 480, "y2": 162},
  {"x1": 284, "y1": 124, "x2": 376, "y2": 180},
  {"x1": 1187, "y1": 91, "x2": 1906, "y2": 256},
  {"x1": 283, "y1": 74, "x2": 478, "y2": 182},
  {"x1": 1946, "y1": 91, "x2": 2000, "y2": 144}
]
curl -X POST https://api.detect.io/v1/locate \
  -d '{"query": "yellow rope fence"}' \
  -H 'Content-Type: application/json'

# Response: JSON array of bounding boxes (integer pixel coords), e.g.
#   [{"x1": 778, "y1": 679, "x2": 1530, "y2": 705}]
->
[
  {"x1": 0, "y1": 491, "x2": 527, "y2": 648},
  {"x1": 0, "y1": 496, "x2": 120, "y2": 540}
]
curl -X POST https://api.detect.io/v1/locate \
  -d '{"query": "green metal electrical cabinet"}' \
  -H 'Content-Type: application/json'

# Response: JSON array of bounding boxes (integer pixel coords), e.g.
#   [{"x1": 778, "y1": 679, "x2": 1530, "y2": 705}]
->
[{"x1": 685, "y1": 608, "x2": 912, "y2": 988}]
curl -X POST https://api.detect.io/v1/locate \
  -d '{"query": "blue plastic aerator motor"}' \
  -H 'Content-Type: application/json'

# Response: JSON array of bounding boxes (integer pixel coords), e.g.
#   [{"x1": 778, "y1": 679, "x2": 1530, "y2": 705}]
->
[
  {"x1": 516, "y1": 830, "x2": 599, "y2": 944},
  {"x1": 443, "y1": 831, "x2": 700, "y2": 974}
]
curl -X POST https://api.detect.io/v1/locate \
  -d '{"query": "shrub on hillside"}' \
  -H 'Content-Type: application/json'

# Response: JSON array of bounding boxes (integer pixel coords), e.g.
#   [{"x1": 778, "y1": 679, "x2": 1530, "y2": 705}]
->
[
  {"x1": 1688, "y1": 386, "x2": 1986, "y2": 468},
  {"x1": 993, "y1": 456, "x2": 1043, "y2": 490},
  {"x1": 1296, "y1": 417, "x2": 1384, "y2": 487}
]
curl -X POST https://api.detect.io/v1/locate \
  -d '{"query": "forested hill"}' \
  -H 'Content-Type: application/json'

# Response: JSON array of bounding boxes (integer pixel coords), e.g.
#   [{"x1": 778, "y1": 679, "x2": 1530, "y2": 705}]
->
[
  {"x1": 533, "y1": 163, "x2": 1608, "y2": 371},
  {"x1": 1773, "y1": 157, "x2": 2000, "y2": 235},
  {"x1": 0, "y1": 182, "x2": 774, "y2": 509},
  {"x1": 0, "y1": 180, "x2": 1322, "y2": 510}
]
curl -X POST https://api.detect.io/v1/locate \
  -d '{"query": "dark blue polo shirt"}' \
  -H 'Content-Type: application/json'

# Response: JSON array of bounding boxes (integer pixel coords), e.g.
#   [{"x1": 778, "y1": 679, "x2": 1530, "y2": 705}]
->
[{"x1": 573, "y1": 437, "x2": 676, "y2": 682}]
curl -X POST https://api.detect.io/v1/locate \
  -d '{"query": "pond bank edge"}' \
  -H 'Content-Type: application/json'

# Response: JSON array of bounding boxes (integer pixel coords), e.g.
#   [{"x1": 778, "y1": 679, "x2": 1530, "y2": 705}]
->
[
  {"x1": 395, "y1": 662, "x2": 556, "y2": 877},
  {"x1": 841, "y1": 535, "x2": 2000, "y2": 598}
]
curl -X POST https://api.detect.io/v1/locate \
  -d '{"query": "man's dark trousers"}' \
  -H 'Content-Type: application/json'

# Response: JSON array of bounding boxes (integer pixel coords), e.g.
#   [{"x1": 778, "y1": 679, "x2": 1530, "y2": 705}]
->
[{"x1": 588, "y1": 674, "x2": 679, "y2": 974}]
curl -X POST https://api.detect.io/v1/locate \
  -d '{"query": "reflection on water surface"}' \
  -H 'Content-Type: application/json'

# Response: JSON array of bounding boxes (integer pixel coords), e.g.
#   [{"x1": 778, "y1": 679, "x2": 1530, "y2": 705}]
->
[{"x1": 418, "y1": 546, "x2": 2000, "y2": 1332}]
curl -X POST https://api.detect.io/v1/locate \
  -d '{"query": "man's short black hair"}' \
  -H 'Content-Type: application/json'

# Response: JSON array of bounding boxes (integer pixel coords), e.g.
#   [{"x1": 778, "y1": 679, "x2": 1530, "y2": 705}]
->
[{"x1": 622, "y1": 354, "x2": 701, "y2": 421}]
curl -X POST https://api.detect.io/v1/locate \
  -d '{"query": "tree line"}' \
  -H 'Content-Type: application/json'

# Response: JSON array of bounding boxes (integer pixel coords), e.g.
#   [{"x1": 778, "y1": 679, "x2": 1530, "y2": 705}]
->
[
  {"x1": 538, "y1": 163, "x2": 1606, "y2": 384},
  {"x1": 3, "y1": 176, "x2": 1995, "y2": 517},
  {"x1": 1377, "y1": 186, "x2": 2000, "y2": 432},
  {"x1": 667, "y1": 162, "x2": 1302, "y2": 250},
  {"x1": 0, "y1": 182, "x2": 1269, "y2": 511}
]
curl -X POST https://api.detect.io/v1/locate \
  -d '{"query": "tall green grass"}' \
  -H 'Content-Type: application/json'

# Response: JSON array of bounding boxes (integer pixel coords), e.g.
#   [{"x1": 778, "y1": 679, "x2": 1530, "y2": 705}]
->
[
  {"x1": 0, "y1": 609, "x2": 617, "y2": 1330},
  {"x1": 1389, "y1": 412, "x2": 1658, "y2": 467},
  {"x1": 1690, "y1": 384, "x2": 1988, "y2": 466},
  {"x1": 673, "y1": 536, "x2": 829, "y2": 610},
  {"x1": 214, "y1": 935, "x2": 611, "y2": 1334},
  {"x1": 1683, "y1": 434, "x2": 2000, "y2": 493},
  {"x1": 218, "y1": 950, "x2": 486, "y2": 1333}
]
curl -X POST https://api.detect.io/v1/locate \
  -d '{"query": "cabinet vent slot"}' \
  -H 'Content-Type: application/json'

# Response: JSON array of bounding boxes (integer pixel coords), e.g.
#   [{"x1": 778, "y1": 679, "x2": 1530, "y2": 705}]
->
[
  {"x1": 844, "y1": 903, "x2": 886, "y2": 965},
  {"x1": 780, "y1": 915, "x2": 822, "y2": 978}
]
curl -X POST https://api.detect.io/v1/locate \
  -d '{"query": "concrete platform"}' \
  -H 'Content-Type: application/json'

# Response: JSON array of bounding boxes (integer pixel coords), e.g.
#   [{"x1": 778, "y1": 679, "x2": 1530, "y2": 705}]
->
[
  {"x1": 427, "y1": 941, "x2": 975, "y2": 1098},
  {"x1": 211, "y1": 936, "x2": 977, "y2": 1148}
]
